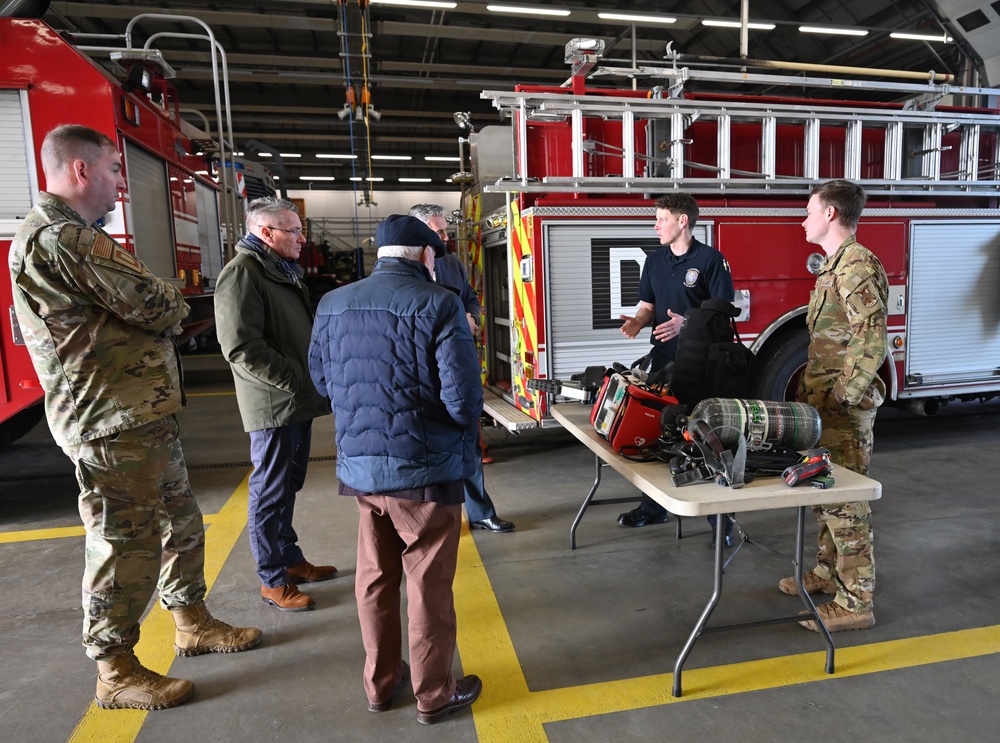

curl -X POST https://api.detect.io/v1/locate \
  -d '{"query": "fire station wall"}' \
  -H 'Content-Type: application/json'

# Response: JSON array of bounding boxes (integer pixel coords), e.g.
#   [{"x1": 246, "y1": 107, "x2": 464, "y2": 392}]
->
[{"x1": 544, "y1": 220, "x2": 710, "y2": 379}]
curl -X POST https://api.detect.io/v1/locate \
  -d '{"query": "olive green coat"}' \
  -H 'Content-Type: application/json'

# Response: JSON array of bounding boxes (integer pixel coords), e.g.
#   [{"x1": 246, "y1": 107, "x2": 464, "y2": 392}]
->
[{"x1": 214, "y1": 239, "x2": 330, "y2": 432}]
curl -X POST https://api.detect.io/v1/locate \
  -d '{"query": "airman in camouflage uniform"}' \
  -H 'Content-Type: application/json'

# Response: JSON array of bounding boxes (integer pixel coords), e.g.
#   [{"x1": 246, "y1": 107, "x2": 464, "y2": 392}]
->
[
  {"x1": 778, "y1": 179, "x2": 888, "y2": 633},
  {"x1": 8, "y1": 124, "x2": 261, "y2": 710}
]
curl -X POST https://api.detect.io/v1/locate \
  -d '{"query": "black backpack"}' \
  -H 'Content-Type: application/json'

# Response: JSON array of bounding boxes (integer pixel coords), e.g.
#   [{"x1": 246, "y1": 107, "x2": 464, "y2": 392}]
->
[{"x1": 668, "y1": 298, "x2": 755, "y2": 408}]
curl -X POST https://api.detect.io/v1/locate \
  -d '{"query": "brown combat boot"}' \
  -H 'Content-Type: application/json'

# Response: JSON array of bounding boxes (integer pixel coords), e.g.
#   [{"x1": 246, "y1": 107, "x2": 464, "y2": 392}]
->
[
  {"x1": 170, "y1": 600, "x2": 263, "y2": 656},
  {"x1": 261, "y1": 583, "x2": 316, "y2": 612},
  {"x1": 95, "y1": 653, "x2": 195, "y2": 710},
  {"x1": 778, "y1": 570, "x2": 836, "y2": 597},
  {"x1": 799, "y1": 601, "x2": 876, "y2": 633}
]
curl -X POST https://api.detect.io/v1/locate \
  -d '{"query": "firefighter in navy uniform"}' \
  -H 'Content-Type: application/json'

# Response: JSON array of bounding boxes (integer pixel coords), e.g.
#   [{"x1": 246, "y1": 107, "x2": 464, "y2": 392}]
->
[
  {"x1": 618, "y1": 193, "x2": 735, "y2": 531},
  {"x1": 9, "y1": 125, "x2": 261, "y2": 710},
  {"x1": 778, "y1": 179, "x2": 888, "y2": 633}
]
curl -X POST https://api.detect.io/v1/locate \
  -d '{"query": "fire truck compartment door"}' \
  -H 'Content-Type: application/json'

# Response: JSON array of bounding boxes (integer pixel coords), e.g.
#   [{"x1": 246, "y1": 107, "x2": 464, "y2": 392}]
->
[
  {"x1": 195, "y1": 180, "x2": 223, "y2": 286},
  {"x1": 544, "y1": 220, "x2": 710, "y2": 380},
  {"x1": 0, "y1": 89, "x2": 36, "y2": 221},
  {"x1": 123, "y1": 141, "x2": 178, "y2": 280},
  {"x1": 906, "y1": 220, "x2": 1000, "y2": 388}
]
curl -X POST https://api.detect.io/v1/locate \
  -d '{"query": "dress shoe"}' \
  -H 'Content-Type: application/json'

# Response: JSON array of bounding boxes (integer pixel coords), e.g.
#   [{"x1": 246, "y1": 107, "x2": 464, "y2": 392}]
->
[
  {"x1": 261, "y1": 583, "x2": 315, "y2": 612},
  {"x1": 778, "y1": 569, "x2": 836, "y2": 597},
  {"x1": 470, "y1": 516, "x2": 515, "y2": 532},
  {"x1": 416, "y1": 674, "x2": 483, "y2": 725},
  {"x1": 799, "y1": 601, "x2": 875, "y2": 632},
  {"x1": 287, "y1": 559, "x2": 338, "y2": 583},
  {"x1": 617, "y1": 505, "x2": 669, "y2": 528},
  {"x1": 368, "y1": 661, "x2": 410, "y2": 712}
]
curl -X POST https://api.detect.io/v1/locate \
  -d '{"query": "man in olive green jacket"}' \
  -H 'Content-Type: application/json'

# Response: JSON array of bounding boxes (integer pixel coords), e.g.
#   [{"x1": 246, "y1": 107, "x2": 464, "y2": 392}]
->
[{"x1": 215, "y1": 197, "x2": 334, "y2": 612}]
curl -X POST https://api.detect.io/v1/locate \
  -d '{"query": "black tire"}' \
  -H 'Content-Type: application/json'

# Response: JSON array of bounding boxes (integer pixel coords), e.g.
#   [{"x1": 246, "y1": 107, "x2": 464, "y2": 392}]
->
[
  {"x1": 0, "y1": 404, "x2": 45, "y2": 446},
  {"x1": 751, "y1": 329, "x2": 809, "y2": 402}
]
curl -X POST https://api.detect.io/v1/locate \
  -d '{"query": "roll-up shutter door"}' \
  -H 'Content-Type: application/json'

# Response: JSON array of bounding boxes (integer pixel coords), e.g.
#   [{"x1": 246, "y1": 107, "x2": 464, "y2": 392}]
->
[
  {"x1": 907, "y1": 221, "x2": 1000, "y2": 386},
  {"x1": 123, "y1": 141, "x2": 176, "y2": 279},
  {"x1": 545, "y1": 221, "x2": 710, "y2": 378},
  {"x1": 0, "y1": 90, "x2": 35, "y2": 220},
  {"x1": 195, "y1": 180, "x2": 223, "y2": 286}
]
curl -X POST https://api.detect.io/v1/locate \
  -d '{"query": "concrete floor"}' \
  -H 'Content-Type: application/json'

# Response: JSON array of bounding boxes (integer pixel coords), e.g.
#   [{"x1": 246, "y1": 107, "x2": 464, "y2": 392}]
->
[{"x1": 2, "y1": 353, "x2": 999, "y2": 742}]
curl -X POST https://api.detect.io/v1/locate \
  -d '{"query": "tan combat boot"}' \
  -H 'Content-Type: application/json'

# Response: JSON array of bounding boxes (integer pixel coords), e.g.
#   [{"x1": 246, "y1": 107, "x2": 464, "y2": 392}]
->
[
  {"x1": 169, "y1": 600, "x2": 262, "y2": 656},
  {"x1": 778, "y1": 570, "x2": 836, "y2": 597},
  {"x1": 95, "y1": 654, "x2": 195, "y2": 710}
]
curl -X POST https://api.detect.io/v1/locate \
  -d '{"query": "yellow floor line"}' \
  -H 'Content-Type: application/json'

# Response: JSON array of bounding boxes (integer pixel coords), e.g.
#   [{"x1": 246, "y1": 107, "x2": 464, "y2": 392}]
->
[
  {"x1": 454, "y1": 522, "x2": 1000, "y2": 742},
  {"x1": 41, "y1": 487, "x2": 1000, "y2": 742},
  {"x1": 66, "y1": 473, "x2": 251, "y2": 743},
  {"x1": 0, "y1": 515, "x2": 217, "y2": 544}
]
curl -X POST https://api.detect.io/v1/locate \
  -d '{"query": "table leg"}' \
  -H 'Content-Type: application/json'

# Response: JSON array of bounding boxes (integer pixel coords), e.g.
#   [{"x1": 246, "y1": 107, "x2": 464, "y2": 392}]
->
[
  {"x1": 570, "y1": 454, "x2": 605, "y2": 550},
  {"x1": 793, "y1": 505, "x2": 835, "y2": 673},
  {"x1": 672, "y1": 512, "x2": 727, "y2": 697}
]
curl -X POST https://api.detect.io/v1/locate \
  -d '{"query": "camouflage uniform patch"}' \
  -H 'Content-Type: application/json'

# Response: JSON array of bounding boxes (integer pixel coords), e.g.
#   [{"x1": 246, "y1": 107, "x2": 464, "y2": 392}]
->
[{"x1": 799, "y1": 235, "x2": 888, "y2": 614}]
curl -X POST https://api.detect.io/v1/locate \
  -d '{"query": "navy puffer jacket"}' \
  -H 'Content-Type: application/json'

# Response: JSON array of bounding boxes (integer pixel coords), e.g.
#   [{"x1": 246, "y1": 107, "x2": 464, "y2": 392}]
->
[{"x1": 308, "y1": 257, "x2": 483, "y2": 493}]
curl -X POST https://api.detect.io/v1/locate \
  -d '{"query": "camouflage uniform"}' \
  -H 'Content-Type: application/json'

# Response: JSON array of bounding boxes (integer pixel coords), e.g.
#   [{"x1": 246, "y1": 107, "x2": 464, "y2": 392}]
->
[
  {"x1": 799, "y1": 234, "x2": 888, "y2": 614},
  {"x1": 8, "y1": 192, "x2": 208, "y2": 660}
]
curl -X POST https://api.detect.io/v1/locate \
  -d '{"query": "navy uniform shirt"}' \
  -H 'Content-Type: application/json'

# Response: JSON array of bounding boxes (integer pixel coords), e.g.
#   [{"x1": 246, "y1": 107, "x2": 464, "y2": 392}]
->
[{"x1": 638, "y1": 238, "x2": 734, "y2": 365}]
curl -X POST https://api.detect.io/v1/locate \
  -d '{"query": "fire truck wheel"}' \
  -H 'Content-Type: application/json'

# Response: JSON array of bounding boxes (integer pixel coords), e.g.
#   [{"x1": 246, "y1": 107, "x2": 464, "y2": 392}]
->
[
  {"x1": 752, "y1": 328, "x2": 809, "y2": 402},
  {"x1": 0, "y1": 404, "x2": 45, "y2": 447}
]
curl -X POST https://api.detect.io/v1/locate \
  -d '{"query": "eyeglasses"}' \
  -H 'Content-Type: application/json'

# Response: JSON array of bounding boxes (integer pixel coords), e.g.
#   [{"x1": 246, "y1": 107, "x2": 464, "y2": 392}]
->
[{"x1": 265, "y1": 226, "x2": 304, "y2": 237}]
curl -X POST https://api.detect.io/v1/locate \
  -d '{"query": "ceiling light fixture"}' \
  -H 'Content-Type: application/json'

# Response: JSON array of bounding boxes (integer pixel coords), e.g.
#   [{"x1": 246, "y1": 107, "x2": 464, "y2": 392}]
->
[
  {"x1": 300, "y1": 176, "x2": 337, "y2": 181},
  {"x1": 890, "y1": 31, "x2": 953, "y2": 42},
  {"x1": 487, "y1": 5, "x2": 571, "y2": 17},
  {"x1": 316, "y1": 154, "x2": 358, "y2": 159},
  {"x1": 598, "y1": 12, "x2": 676, "y2": 24},
  {"x1": 370, "y1": 0, "x2": 457, "y2": 8},
  {"x1": 702, "y1": 19, "x2": 776, "y2": 30},
  {"x1": 399, "y1": 177, "x2": 432, "y2": 183},
  {"x1": 372, "y1": 155, "x2": 413, "y2": 161},
  {"x1": 425, "y1": 155, "x2": 461, "y2": 162},
  {"x1": 279, "y1": 153, "x2": 302, "y2": 158},
  {"x1": 799, "y1": 25, "x2": 869, "y2": 37}
]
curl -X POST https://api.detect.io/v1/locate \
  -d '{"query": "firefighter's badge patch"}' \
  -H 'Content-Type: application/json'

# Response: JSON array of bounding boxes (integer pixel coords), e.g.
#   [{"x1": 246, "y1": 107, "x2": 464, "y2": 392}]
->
[{"x1": 684, "y1": 268, "x2": 700, "y2": 287}]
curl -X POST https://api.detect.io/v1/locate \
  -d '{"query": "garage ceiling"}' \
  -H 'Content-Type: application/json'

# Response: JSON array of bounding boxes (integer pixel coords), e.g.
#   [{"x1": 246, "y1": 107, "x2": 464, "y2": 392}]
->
[{"x1": 34, "y1": 0, "x2": 991, "y2": 191}]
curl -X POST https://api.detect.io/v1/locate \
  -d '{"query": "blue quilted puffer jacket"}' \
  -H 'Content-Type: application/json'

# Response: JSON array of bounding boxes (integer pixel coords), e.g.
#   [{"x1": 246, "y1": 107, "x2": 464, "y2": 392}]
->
[{"x1": 308, "y1": 257, "x2": 483, "y2": 493}]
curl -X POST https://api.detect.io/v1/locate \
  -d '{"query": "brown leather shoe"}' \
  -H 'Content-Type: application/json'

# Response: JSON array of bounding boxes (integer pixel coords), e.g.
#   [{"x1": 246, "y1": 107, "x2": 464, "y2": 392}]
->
[
  {"x1": 261, "y1": 583, "x2": 316, "y2": 612},
  {"x1": 286, "y1": 559, "x2": 338, "y2": 583}
]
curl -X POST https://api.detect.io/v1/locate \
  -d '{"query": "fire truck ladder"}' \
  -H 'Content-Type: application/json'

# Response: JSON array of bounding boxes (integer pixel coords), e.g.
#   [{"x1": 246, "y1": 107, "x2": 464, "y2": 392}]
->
[{"x1": 483, "y1": 70, "x2": 1000, "y2": 197}]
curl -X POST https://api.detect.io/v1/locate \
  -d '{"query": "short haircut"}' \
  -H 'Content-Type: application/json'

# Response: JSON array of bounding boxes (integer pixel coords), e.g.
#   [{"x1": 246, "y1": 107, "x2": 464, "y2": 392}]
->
[
  {"x1": 810, "y1": 180, "x2": 868, "y2": 231},
  {"x1": 377, "y1": 245, "x2": 425, "y2": 261},
  {"x1": 245, "y1": 196, "x2": 299, "y2": 227},
  {"x1": 408, "y1": 203, "x2": 444, "y2": 225},
  {"x1": 654, "y1": 193, "x2": 699, "y2": 226},
  {"x1": 40, "y1": 125, "x2": 116, "y2": 180}
]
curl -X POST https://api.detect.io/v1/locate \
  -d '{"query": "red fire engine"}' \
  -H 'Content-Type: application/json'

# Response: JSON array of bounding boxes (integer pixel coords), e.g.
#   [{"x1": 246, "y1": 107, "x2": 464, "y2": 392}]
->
[
  {"x1": 460, "y1": 41, "x2": 1000, "y2": 430},
  {"x1": 0, "y1": 18, "x2": 232, "y2": 443}
]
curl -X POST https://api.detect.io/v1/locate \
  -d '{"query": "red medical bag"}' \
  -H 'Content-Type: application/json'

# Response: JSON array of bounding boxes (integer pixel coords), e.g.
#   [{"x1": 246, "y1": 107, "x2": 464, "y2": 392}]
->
[{"x1": 590, "y1": 373, "x2": 678, "y2": 454}]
